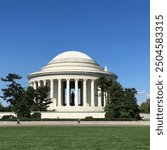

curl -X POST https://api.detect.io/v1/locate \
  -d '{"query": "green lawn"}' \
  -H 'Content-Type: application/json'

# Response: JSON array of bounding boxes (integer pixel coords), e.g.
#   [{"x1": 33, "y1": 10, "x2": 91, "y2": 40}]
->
[{"x1": 0, "y1": 126, "x2": 149, "y2": 150}]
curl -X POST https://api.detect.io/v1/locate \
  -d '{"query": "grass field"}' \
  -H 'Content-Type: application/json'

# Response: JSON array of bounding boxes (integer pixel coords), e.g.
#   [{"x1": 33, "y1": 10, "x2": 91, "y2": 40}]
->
[{"x1": 0, "y1": 126, "x2": 149, "y2": 150}]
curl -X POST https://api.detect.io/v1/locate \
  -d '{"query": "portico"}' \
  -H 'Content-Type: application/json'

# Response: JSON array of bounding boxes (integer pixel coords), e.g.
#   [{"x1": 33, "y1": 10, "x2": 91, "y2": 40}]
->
[{"x1": 28, "y1": 51, "x2": 117, "y2": 117}]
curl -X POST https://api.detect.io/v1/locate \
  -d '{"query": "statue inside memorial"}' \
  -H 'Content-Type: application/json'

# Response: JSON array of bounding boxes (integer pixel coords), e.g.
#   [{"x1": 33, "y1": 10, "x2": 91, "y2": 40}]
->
[{"x1": 70, "y1": 92, "x2": 75, "y2": 106}]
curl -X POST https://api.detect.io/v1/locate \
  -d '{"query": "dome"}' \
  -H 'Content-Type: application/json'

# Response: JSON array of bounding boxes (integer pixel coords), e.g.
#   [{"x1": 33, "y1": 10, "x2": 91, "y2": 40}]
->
[
  {"x1": 41, "y1": 51, "x2": 102, "y2": 72},
  {"x1": 50, "y1": 51, "x2": 95, "y2": 63},
  {"x1": 28, "y1": 50, "x2": 117, "y2": 79}
]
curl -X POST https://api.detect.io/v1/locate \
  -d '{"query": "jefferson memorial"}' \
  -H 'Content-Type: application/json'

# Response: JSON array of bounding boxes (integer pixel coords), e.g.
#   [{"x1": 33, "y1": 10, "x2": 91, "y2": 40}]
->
[{"x1": 28, "y1": 51, "x2": 117, "y2": 118}]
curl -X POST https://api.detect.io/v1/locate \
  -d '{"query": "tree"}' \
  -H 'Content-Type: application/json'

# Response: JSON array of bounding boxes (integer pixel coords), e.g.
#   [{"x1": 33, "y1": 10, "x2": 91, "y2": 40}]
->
[
  {"x1": 105, "y1": 80, "x2": 124, "y2": 118},
  {"x1": 0, "y1": 102, "x2": 11, "y2": 112},
  {"x1": 1, "y1": 73, "x2": 52, "y2": 118},
  {"x1": 97, "y1": 77, "x2": 140, "y2": 119},
  {"x1": 140, "y1": 98, "x2": 150, "y2": 113},
  {"x1": 0, "y1": 73, "x2": 24, "y2": 110},
  {"x1": 0, "y1": 73, "x2": 35, "y2": 118},
  {"x1": 97, "y1": 77, "x2": 114, "y2": 106},
  {"x1": 15, "y1": 86, "x2": 36, "y2": 118},
  {"x1": 32, "y1": 85, "x2": 52, "y2": 111},
  {"x1": 121, "y1": 88, "x2": 140, "y2": 118},
  {"x1": 96, "y1": 77, "x2": 111, "y2": 93},
  {"x1": 0, "y1": 102, "x2": 4, "y2": 111}
]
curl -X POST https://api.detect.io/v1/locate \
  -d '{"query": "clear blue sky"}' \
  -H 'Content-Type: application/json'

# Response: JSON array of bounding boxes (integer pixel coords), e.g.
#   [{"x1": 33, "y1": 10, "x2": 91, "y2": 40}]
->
[{"x1": 0, "y1": 0, "x2": 150, "y2": 106}]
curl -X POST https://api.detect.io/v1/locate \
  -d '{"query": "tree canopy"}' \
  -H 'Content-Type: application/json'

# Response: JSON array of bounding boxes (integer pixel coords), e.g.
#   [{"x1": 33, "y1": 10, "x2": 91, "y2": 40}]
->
[
  {"x1": 32, "y1": 86, "x2": 52, "y2": 111},
  {"x1": 140, "y1": 98, "x2": 150, "y2": 113},
  {"x1": 97, "y1": 77, "x2": 141, "y2": 119},
  {"x1": 0, "y1": 73, "x2": 24, "y2": 107},
  {"x1": 0, "y1": 73, "x2": 52, "y2": 118}
]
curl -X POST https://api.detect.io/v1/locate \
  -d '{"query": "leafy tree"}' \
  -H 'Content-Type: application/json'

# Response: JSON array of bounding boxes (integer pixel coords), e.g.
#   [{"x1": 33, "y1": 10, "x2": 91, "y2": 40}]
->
[
  {"x1": 97, "y1": 77, "x2": 140, "y2": 119},
  {"x1": 15, "y1": 86, "x2": 36, "y2": 118},
  {"x1": 1, "y1": 73, "x2": 52, "y2": 118},
  {"x1": 1, "y1": 73, "x2": 35, "y2": 118},
  {"x1": 97, "y1": 77, "x2": 113, "y2": 106},
  {"x1": 97, "y1": 77, "x2": 111, "y2": 93},
  {"x1": 105, "y1": 81, "x2": 124, "y2": 117},
  {"x1": 32, "y1": 85, "x2": 52, "y2": 111},
  {"x1": 121, "y1": 88, "x2": 140, "y2": 118},
  {"x1": 140, "y1": 98, "x2": 150, "y2": 113},
  {"x1": 0, "y1": 73, "x2": 24, "y2": 110}
]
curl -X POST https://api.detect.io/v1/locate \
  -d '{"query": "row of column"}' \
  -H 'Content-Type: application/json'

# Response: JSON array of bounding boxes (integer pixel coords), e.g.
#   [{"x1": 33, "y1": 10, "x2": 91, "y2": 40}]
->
[{"x1": 30, "y1": 79, "x2": 105, "y2": 107}]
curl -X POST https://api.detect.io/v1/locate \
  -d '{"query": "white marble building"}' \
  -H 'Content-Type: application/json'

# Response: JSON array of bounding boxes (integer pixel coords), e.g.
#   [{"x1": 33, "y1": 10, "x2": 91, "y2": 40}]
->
[{"x1": 28, "y1": 51, "x2": 117, "y2": 118}]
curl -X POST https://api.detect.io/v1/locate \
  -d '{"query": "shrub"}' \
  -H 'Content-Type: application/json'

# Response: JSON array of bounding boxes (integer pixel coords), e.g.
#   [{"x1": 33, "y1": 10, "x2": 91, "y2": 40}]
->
[
  {"x1": 85, "y1": 116, "x2": 93, "y2": 119},
  {"x1": 1, "y1": 115, "x2": 16, "y2": 120},
  {"x1": 136, "y1": 114, "x2": 142, "y2": 120},
  {"x1": 83, "y1": 116, "x2": 93, "y2": 121},
  {"x1": 31, "y1": 112, "x2": 41, "y2": 119},
  {"x1": 20, "y1": 118, "x2": 41, "y2": 121},
  {"x1": 105, "y1": 111, "x2": 113, "y2": 118}
]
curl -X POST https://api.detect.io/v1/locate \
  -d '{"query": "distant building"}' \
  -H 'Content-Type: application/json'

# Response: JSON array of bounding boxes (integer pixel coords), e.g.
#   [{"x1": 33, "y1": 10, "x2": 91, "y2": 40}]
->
[{"x1": 28, "y1": 51, "x2": 117, "y2": 118}]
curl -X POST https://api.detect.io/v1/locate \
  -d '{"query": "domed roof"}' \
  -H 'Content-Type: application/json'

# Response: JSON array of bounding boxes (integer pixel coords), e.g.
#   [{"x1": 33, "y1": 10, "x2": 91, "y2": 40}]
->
[
  {"x1": 41, "y1": 51, "x2": 100, "y2": 72},
  {"x1": 50, "y1": 51, "x2": 94, "y2": 63},
  {"x1": 28, "y1": 50, "x2": 117, "y2": 79}
]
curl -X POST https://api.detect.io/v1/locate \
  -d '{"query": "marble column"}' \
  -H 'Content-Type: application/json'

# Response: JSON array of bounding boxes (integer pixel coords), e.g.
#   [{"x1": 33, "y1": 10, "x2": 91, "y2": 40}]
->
[
  {"x1": 43, "y1": 80, "x2": 46, "y2": 86},
  {"x1": 104, "y1": 92, "x2": 106, "y2": 107},
  {"x1": 91, "y1": 79, "x2": 95, "y2": 106},
  {"x1": 34, "y1": 81, "x2": 37, "y2": 90},
  {"x1": 51, "y1": 79, "x2": 56, "y2": 109},
  {"x1": 66, "y1": 79, "x2": 70, "y2": 106},
  {"x1": 98, "y1": 87, "x2": 102, "y2": 107},
  {"x1": 58, "y1": 79, "x2": 62, "y2": 106},
  {"x1": 38, "y1": 81, "x2": 41, "y2": 87},
  {"x1": 75, "y1": 79, "x2": 78, "y2": 106},
  {"x1": 83, "y1": 79, "x2": 87, "y2": 106},
  {"x1": 50, "y1": 79, "x2": 54, "y2": 98}
]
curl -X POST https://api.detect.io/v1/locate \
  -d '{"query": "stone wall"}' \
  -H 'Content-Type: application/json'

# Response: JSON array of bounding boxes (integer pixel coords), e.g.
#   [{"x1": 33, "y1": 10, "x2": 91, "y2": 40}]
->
[{"x1": 41, "y1": 112, "x2": 105, "y2": 119}]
